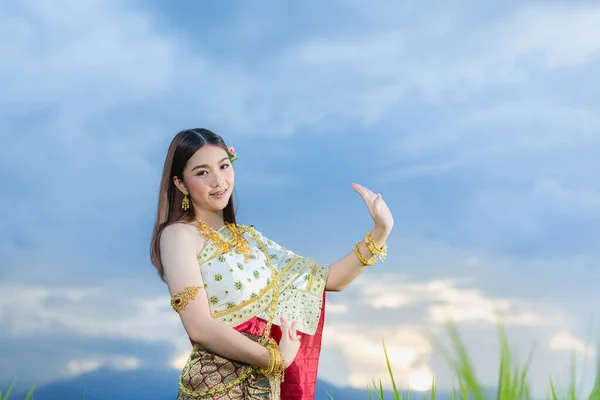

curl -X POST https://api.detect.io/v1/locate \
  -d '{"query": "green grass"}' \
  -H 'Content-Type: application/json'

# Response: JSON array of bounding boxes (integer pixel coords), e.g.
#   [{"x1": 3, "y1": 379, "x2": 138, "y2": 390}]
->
[
  {"x1": 3, "y1": 323, "x2": 599, "y2": 399},
  {"x1": 363, "y1": 321, "x2": 600, "y2": 400}
]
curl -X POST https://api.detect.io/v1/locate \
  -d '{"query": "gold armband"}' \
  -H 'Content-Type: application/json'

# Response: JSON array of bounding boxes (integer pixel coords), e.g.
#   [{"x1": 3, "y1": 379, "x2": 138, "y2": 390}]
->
[
  {"x1": 170, "y1": 286, "x2": 203, "y2": 313},
  {"x1": 354, "y1": 241, "x2": 376, "y2": 266}
]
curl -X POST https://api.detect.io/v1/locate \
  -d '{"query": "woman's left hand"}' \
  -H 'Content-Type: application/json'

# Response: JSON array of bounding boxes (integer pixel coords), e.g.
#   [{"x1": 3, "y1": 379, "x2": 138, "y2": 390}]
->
[{"x1": 352, "y1": 183, "x2": 394, "y2": 233}]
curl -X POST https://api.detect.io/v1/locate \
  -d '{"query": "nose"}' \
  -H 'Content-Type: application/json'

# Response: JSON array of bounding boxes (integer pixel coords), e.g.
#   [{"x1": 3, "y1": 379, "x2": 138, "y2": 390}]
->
[{"x1": 212, "y1": 174, "x2": 224, "y2": 187}]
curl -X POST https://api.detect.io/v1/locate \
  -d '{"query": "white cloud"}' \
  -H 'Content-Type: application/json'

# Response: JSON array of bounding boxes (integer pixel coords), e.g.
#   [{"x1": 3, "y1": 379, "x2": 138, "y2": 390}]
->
[
  {"x1": 353, "y1": 274, "x2": 558, "y2": 327},
  {"x1": 0, "y1": 230, "x2": 595, "y2": 396},
  {"x1": 506, "y1": 5, "x2": 600, "y2": 69},
  {"x1": 67, "y1": 356, "x2": 141, "y2": 377},
  {"x1": 269, "y1": 3, "x2": 600, "y2": 129},
  {"x1": 5, "y1": 0, "x2": 599, "y2": 142},
  {"x1": 549, "y1": 331, "x2": 595, "y2": 357},
  {"x1": 322, "y1": 323, "x2": 432, "y2": 389},
  {"x1": 325, "y1": 301, "x2": 349, "y2": 314},
  {"x1": 0, "y1": 282, "x2": 192, "y2": 371}
]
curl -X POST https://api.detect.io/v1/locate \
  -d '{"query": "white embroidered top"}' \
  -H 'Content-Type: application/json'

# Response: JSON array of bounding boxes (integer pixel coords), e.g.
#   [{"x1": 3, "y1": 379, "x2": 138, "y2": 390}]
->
[{"x1": 197, "y1": 224, "x2": 328, "y2": 335}]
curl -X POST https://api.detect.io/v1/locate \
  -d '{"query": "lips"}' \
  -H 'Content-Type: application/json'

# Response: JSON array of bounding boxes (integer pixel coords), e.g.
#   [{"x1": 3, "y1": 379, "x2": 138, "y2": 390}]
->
[{"x1": 210, "y1": 189, "x2": 227, "y2": 196}]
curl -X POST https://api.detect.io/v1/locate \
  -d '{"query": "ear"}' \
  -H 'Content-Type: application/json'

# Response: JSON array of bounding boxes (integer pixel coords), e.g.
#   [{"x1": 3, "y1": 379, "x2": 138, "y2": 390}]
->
[{"x1": 173, "y1": 175, "x2": 188, "y2": 196}]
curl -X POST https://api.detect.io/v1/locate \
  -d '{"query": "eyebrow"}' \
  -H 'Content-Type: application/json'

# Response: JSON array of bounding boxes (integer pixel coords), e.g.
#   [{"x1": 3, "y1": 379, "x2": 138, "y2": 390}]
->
[{"x1": 191, "y1": 157, "x2": 230, "y2": 171}]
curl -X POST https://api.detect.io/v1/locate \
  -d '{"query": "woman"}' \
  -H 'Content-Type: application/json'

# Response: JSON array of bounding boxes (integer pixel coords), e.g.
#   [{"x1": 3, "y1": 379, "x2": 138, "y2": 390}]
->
[{"x1": 150, "y1": 128, "x2": 393, "y2": 399}]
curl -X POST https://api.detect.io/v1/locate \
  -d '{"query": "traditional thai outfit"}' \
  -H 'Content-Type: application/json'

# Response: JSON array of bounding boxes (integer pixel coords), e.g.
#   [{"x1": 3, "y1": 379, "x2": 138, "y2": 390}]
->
[{"x1": 176, "y1": 224, "x2": 329, "y2": 400}]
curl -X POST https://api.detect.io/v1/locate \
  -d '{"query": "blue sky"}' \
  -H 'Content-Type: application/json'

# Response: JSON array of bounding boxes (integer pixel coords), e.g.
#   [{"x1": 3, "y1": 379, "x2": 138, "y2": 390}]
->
[{"x1": 1, "y1": 0, "x2": 600, "y2": 396}]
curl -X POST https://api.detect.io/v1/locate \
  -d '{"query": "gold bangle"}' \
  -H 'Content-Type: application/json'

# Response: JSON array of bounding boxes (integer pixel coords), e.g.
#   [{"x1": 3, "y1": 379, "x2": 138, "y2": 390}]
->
[
  {"x1": 260, "y1": 345, "x2": 287, "y2": 378},
  {"x1": 260, "y1": 346, "x2": 276, "y2": 376},
  {"x1": 354, "y1": 241, "x2": 376, "y2": 266},
  {"x1": 273, "y1": 348, "x2": 286, "y2": 381},
  {"x1": 365, "y1": 232, "x2": 388, "y2": 262}
]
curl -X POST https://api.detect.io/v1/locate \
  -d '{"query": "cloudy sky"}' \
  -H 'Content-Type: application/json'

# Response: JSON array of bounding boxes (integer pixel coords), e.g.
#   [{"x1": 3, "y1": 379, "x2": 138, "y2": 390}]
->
[{"x1": 1, "y1": 0, "x2": 600, "y2": 397}]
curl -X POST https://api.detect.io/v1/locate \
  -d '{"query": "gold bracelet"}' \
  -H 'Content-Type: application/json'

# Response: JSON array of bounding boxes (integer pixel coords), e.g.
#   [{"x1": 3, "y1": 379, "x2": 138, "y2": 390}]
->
[
  {"x1": 365, "y1": 232, "x2": 388, "y2": 262},
  {"x1": 260, "y1": 346, "x2": 275, "y2": 376},
  {"x1": 260, "y1": 345, "x2": 287, "y2": 378},
  {"x1": 354, "y1": 241, "x2": 376, "y2": 266},
  {"x1": 273, "y1": 348, "x2": 286, "y2": 382}
]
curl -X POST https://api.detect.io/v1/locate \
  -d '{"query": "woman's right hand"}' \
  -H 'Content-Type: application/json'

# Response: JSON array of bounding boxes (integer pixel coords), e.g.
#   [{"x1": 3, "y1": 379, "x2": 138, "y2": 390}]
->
[{"x1": 277, "y1": 316, "x2": 301, "y2": 368}]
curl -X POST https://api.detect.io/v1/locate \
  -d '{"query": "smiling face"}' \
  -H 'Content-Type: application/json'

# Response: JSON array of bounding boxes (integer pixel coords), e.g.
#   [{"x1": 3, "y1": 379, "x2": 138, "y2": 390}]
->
[{"x1": 173, "y1": 144, "x2": 235, "y2": 216}]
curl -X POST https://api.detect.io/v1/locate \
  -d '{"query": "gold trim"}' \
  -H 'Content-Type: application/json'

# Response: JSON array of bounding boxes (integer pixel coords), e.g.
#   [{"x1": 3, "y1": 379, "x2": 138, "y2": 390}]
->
[
  {"x1": 211, "y1": 278, "x2": 275, "y2": 318},
  {"x1": 210, "y1": 255, "x2": 304, "y2": 320},
  {"x1": 179, "y1": 224, "x2": 282, "y2": 398},
  {"x1": 305, "y1": 261, "x2": 317, "y2": 293}
]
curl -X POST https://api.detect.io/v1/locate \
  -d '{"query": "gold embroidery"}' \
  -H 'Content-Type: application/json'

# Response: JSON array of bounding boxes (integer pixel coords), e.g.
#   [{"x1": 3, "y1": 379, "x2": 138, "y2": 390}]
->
[
  {"x1": 211, "y1": 278, "x2": 275, "y2": 318},
  {"x1": 178, "y1": 224, "x2": 283, "y2": 398},
  {"x1": 209, "y1": 255, "x2": 301, "y2": 320},
  {"x1": 180, "y1": 342, "x2": 261, "y2": 398},
  {"x1": 306, "y1": 261, "x2": 317, "y2": 292},
  {"x1": 171, "y1": 286, "x2": 203, "y2": 313}
]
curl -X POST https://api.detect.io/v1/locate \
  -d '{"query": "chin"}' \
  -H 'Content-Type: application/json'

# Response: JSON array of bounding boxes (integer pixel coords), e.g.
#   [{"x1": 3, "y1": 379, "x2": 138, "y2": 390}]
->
[{"x1": 211, "y1": 196, "x2": 232, "y2": 211}]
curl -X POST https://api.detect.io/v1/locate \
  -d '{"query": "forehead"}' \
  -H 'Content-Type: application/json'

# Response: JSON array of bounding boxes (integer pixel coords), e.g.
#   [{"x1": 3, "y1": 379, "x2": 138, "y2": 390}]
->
[{"x1": 187, "y1": 144, "x2": 228, "y2": 166}]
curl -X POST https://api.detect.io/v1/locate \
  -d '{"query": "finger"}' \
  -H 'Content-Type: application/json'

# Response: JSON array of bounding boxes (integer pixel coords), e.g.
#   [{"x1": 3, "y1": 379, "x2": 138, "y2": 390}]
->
[
  {"x1": 359, "y1": 184, "x2": 378, "y2": 202},
  {"x1": 357, "y1": 184, "x2": 375, "y2": 198},
  {"x1": 280, "y1": 316, "x2": 289, "y2": 337},
  {"x1": 352, "y1": 183, "x2": 375, "y2": 203},
  {"x1": 376, "y1": 195, "x2": 392, "y2": 213},
  {"x1": 374, "y1": 196, "x2": 389, "y2": 217},
  {"x1": 351, "y1": 183, "x2": 366, "y2": 197},
  {"x1": 290, "y1": 321, "x2": 297, "y2": 339}
]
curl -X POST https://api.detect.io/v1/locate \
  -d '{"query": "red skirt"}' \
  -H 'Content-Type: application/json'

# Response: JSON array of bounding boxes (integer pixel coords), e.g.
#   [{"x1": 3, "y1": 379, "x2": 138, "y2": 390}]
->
[{"x1": 232, "y1": 293, "x2": 327, "y2": 400}]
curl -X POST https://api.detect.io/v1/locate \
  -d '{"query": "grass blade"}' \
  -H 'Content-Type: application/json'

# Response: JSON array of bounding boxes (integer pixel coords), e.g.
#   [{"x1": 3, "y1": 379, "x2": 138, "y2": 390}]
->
[
  {"x1": 1, "y1": 381, "x2": 15, "y2": 400},
  {"x1": 23, "y1": 384, "x2": 36, "y2": 400},
  {"x1": 382, "y1": 340, "x2": 401, "y2": 399}
]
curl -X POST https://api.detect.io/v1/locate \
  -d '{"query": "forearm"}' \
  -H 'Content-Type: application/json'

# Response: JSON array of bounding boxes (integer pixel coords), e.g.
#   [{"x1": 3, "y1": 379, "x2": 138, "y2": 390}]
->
[
  {"x1": 325, "y1": 227, "x2": 390, "y2": 292},
  {"x1": 190, "y1": 317, "x2": 270, "y2": 369}
]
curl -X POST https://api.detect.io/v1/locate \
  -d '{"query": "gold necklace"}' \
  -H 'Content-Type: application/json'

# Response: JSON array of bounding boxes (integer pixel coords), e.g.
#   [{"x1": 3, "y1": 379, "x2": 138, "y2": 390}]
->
[{"x1": 194, "y1": 217, "x2": 251, "y2": 260}]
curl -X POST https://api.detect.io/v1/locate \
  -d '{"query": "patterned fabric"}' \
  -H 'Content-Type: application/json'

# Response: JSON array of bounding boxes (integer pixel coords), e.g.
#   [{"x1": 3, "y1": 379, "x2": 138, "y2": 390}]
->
[
  {"x1": 178, "y1": 310, "x2": 327, "y2": 400},
  {"x1": 177, "y1": 332, "x2": 272, "y2": 400},
  {"x1": 198, "y1": 225, "x2": 328, "y2": 335},
  {"x1": 178, "y1": 224, "x2": 329, "y2": 399}
]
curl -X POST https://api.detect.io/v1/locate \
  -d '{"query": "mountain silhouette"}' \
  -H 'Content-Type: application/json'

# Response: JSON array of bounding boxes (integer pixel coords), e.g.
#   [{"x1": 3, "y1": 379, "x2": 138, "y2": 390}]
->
[{"x1": 8, "y1": 368, "x2": 455, "y2": 399}]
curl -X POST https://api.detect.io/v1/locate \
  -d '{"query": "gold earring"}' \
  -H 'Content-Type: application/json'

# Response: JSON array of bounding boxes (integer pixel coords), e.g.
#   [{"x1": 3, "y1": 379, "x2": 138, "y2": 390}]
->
[{"x1": 182, "y1": 195, "x2": 190, "y2": 210}]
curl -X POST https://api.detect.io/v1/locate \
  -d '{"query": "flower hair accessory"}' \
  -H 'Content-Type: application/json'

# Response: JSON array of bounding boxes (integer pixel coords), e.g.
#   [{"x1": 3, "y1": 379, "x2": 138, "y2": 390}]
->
[{"x1": 227, "y1": 145, "x2": 238, "y2": 162}]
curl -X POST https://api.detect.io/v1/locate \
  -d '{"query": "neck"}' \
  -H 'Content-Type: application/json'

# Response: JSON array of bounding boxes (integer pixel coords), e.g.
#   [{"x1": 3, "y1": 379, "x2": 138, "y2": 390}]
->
[{"x1": 193, "y1": 208, "x2": 225, "y2": 231}]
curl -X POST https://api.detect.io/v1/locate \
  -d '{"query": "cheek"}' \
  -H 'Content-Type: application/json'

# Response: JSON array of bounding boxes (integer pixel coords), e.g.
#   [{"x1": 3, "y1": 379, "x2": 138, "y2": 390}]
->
[
  {"x1": 226, "y1": 168, "x2": 235, "y2": 183},
  {"x1": 187, "y1": 178, "x2": 210, "y2": 195}
]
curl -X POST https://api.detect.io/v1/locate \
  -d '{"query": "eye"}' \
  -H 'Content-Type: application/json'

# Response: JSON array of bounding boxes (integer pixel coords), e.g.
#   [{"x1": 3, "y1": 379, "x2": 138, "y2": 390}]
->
[
  {"x1": 196, "y1": 170, "x2": 207, "y2": 176},
  {"x1": 221, "y1": 163, "x2": 230, "y2": 170}
]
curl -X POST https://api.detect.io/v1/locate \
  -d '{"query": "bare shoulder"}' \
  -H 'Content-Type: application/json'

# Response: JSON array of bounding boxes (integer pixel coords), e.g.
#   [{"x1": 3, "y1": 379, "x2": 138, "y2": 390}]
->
[
  {"x1": 161, "y1": 222, "x2": 194, "y2": 239},
  {"x1": 160, "y1": 222, "x2": 203, "y2": 249}
]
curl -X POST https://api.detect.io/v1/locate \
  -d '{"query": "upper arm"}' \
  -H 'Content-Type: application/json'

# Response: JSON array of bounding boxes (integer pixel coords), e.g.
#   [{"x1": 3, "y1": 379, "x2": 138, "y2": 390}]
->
[{"x1": 160, "y1": 223, "x2": 212, "y2": 340}]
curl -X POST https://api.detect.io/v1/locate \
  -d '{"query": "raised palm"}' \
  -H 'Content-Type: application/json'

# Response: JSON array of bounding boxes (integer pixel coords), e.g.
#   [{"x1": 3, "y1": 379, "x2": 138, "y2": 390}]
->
[{"x1": 352, "y1": 183, "x2": 394, "y2": 232}]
